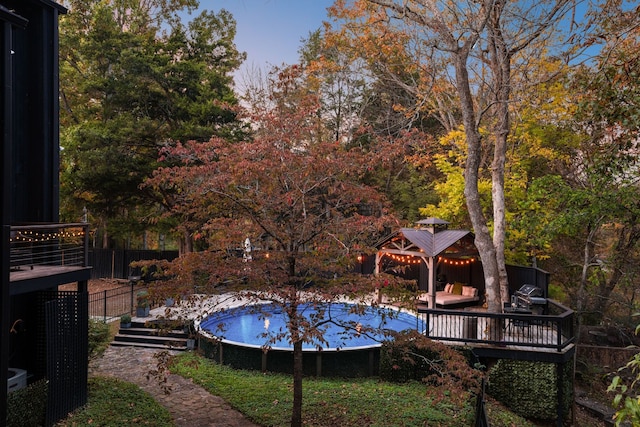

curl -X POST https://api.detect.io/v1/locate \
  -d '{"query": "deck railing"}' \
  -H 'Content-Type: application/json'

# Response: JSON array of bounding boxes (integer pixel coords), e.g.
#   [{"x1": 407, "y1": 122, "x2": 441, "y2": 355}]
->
[
  {"x1": 9, "y1": 223, "x2": 90, "y2": 269},
  {"x1": 417, "y1": 299, "x2": 574, "y2": 352}
]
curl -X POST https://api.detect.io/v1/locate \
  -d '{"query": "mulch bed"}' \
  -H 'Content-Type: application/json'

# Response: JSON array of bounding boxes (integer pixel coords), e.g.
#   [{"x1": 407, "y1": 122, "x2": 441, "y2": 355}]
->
[{"x1": 59, "y1": 278, "x2": 130, "y2": 293}]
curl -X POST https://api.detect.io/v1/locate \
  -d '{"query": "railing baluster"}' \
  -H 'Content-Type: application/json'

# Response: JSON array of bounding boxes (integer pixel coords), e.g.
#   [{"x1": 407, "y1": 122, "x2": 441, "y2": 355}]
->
[
  {"x1": 9, "y1": 223, "x2": 88, "y2": 270},
  {"x1": 416, "y1": 302, "x2": 573, "y2": 352}
]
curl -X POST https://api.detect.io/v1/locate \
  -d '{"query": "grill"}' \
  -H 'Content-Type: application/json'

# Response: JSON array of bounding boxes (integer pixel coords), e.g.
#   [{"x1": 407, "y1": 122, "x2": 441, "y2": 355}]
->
[{"x1": 513, "y1": 284, "x2": 547, "y2": 314}]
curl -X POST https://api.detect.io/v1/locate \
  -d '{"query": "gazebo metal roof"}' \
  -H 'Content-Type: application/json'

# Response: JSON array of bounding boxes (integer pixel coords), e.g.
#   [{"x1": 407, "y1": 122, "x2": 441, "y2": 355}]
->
[
  {"x1": 398, "y1": 227, "x2": 473, "y2": 258},
  {"x1": 376, "y1": 217, "x2": 476, "y2": 259}
]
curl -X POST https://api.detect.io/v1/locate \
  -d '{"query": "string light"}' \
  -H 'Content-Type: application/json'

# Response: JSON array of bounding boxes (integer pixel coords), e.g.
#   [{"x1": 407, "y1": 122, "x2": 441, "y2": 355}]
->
[
  {"x1": 10, "y1": 230, "x2": 85, "y2": 243},
  {"x1": 380, "y1": 253, "x2": 477, "y2": 266},
  {"x1": 437, "y1": 256, "x2": 476, "y2": 265},
  {"x1": 382, "y1": 253, "x2": 422, "y2": 264}
]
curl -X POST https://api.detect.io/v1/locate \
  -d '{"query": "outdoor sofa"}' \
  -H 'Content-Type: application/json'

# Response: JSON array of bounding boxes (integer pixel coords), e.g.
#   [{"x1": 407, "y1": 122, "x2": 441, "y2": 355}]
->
[{"x1": 417, "y1": 282, "x2": 480, "y2": 307}]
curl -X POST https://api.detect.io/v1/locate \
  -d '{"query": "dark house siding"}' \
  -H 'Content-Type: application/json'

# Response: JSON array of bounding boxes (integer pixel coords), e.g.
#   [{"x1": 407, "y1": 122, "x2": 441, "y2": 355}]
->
[
  {"x1": 5, "y1": 0, "x2": 64, "y2": 223},
  {"x1": 2, "y1": 2, "x2": 75, "y2": 426}
]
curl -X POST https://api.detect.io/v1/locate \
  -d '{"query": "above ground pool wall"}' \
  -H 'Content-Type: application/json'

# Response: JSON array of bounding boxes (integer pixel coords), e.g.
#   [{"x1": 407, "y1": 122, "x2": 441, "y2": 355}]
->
[{"x1": 199, "y1": 336, "x2": 381, "y2": 377}]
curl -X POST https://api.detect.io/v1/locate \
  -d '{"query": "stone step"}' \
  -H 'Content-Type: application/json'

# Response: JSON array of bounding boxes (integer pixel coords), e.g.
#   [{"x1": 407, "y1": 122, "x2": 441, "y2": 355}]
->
[
  {"x1": 110, "y1": 340, "x2": 190, "y2": 351},
  {"x1": 114, "y1": 332, "x2": 187, "y2": 346},
  {"x1": 112, "y1": 320, "x2": 196, "y2": 351},
  {"x1": 133, "y1": 318, "x2": 190, "y2": 328},
  {"x1": 118, "y1": 326, "x2": 187, "y2": 339}
]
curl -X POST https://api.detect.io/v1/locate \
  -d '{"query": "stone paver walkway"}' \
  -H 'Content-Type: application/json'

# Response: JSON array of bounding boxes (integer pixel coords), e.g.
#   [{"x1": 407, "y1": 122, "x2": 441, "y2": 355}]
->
[{"x1": 89, "y1": 346, "x2": 260, "y2": 427}]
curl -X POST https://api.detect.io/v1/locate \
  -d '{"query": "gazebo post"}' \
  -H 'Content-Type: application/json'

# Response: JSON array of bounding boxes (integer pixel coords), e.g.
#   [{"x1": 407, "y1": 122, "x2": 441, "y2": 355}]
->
[
  {"x1": 374, "y1": 251, "x2": 382, "y2": 304},
  {"x1": 427, "y1": 257, "x2": 437, "y2": 309}
]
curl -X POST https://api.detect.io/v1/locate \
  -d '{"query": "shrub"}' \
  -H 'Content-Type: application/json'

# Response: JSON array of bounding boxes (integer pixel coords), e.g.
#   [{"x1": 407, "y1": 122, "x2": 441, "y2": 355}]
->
[
  {"x1": 6, "y1": 379, "x2": 48, "y2": 427},
  {"x1": 136, "y1": 290, "x2": 150, "y2": 308},
  {"x1": 88, "y1": 319, "x2": 111, "y2": 359},
  {"x1": 379, "y1": 330, "x2": 482, "y2": 404}
]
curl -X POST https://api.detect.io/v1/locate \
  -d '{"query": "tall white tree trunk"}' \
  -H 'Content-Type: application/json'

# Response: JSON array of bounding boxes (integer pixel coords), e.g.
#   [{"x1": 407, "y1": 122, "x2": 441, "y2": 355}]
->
[
  {"x1": 489, "y1": 6, "x2": 511, "y2": 306},
  {"x1": 453, "y1": 48, "x2": 503, "y2": 313}
]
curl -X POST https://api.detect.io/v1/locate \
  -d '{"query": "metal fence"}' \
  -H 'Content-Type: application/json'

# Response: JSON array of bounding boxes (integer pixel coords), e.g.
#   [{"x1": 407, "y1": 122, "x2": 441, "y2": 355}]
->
[{"x1": 88, "y1": 284, "x2": 136, "y2": 322}]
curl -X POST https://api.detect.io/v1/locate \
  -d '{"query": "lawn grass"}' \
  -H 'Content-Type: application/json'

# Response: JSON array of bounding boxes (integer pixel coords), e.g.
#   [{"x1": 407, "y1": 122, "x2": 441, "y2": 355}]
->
[
  {"x1": 171, "y1": 352, "x2": 530, "y2": 427},
  {"x1": 58, "y1": 350, "x2": 535, "y2": 426},
  {"x1": 57, "y1": 376, "x2": 174, "y2": 426}
]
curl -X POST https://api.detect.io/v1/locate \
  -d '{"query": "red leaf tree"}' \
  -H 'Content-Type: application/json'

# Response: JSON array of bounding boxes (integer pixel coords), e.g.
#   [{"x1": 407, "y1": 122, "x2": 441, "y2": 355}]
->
[{"x1": 143, "y1": 66, "x2": 414, "y2": 426}]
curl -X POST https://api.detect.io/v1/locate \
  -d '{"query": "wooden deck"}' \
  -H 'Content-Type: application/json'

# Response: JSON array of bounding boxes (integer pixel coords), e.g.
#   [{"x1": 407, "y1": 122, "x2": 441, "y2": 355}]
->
[
  {"x1": 8, "y1": 223, "x2": 92, "y2": 295},
  {"x1": 9, "y1": 265, "x2": 91, "y2": 295},
  {"x1": 416, "y1": 303, "x2": 575, "y2": 362}
]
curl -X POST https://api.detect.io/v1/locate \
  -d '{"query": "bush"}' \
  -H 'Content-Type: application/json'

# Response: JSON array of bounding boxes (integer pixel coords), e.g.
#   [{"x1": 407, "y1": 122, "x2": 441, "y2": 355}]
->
[
  {"x1": 6, "y1": 379, "x2": 48, "y2": 427},
  {"x1": 379, "y1": 330, "x2": 482, "y2": 404},
  {"x1": 136, "y1": 290, "x2": 150, "y2": 308},
  {"x1": 88, "y1": 319, "x2": 111, "y2": 359}
]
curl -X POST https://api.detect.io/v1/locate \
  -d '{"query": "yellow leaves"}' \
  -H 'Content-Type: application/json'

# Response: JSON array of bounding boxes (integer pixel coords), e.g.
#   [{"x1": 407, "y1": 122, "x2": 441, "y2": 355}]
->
[
  {"x1": 512, "y1": 56, "x2": 576, "y2": 124},
  {"x1": 419, "y1": 152, "x2": 466, "y2": 221},
  {"x1": 438, "y1": 127, "x2": 467, "y2": 156}
]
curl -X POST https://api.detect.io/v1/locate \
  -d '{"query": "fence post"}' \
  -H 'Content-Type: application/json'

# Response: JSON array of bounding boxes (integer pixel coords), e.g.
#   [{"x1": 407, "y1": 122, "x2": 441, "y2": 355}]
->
[
  {"x1": 103, "y1": 290, "x2": 107, "y2": 322},
  {"x1": 130, "y1": 280, "x2": 135, "y2": 315},
  {"x1": 83, "y1": 223, "x2": 89, "y2": 267}
]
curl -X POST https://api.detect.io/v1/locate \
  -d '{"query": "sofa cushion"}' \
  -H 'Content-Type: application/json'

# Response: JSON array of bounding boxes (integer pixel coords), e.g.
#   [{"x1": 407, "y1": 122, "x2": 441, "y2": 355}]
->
[{"x1": 462, "y1": 286, "x2": 477, "y2": 297}]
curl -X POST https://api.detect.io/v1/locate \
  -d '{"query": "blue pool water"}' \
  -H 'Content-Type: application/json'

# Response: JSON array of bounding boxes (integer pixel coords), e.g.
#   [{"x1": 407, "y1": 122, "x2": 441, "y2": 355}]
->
[{"x1": 199, "y1": 303, "x2": 424, "y2": 351}]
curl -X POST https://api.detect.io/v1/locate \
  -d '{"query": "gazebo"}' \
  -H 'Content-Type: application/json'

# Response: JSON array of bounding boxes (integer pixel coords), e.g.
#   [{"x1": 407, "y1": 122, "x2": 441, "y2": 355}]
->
[{"x1": 374, "y1": 218, "x2": 480, "y2": 308}]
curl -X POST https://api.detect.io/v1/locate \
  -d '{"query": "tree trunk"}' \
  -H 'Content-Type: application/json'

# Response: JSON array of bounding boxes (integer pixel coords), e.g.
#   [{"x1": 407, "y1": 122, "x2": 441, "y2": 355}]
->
[
  {"x1": 291, "y1": 339, "x2": 303, "y2": 427},
  {"x1": 488, "y1": 6, "x2": 511, "y2": 306},
  {"x1": 180, "y1": 229, "x2": 193, "y2": 256},
  {"x1": 101, "y1": 218, "x2": 109, "y2": 249},
  {"x1": 591, "y1": 223, "x2": 640, "y2": 322},
  {"x1": 453, "y1": 48, "x2": 502, "y2": 313},
  {"x1": 576, "y1": 224, "x2": 599, "y2": 332}
]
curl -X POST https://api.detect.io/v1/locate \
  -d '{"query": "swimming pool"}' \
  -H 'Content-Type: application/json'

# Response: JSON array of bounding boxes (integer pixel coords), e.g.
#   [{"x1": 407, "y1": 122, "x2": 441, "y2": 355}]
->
[{"x1": 197, "y1": 302, "x2": 424, "y2": 377}]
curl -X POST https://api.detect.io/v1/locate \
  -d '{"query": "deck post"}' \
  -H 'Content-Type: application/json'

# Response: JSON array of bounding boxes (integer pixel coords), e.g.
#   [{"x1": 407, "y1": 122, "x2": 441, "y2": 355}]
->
[{"x1": 1, "y1": 225, "x2": 10, "y2": 427}]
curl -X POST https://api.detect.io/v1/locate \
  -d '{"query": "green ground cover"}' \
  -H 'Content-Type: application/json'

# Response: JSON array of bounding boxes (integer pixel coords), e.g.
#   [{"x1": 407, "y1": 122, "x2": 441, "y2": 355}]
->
[
  {"x1": 56, "y1": 352, "x2": 535, "y2": 426},
  {"x1": 57, "y1": 377, "x2": 173, "y2": 427},
  {"x1": 171, "y1": 352, "x2": 535, "y2": 427}
]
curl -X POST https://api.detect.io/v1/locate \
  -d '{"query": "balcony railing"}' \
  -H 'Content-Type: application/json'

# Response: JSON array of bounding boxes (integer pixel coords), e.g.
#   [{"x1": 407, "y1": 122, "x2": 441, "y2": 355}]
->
[
  {"x1": 416, "y1": 300, "x2": 574, "y2": 352},
  {"x1": 10, "y1": 223, "x2": 90, "y2": 270}
]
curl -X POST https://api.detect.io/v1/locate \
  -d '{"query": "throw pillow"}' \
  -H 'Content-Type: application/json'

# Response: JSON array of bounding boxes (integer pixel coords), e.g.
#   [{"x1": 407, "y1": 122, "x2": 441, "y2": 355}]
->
[{"x1": 452, "y1": 282, "x2": 463, "y2": 295}]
